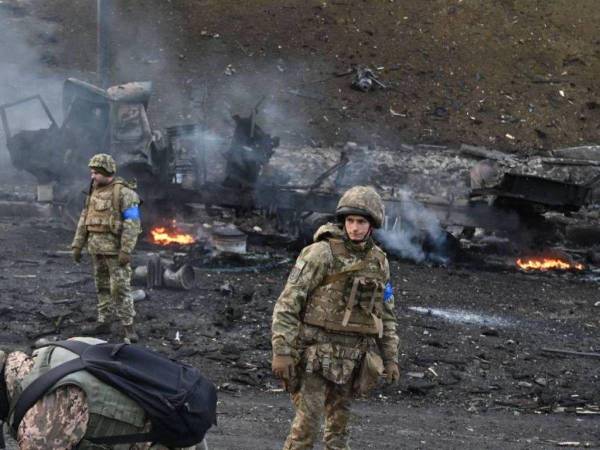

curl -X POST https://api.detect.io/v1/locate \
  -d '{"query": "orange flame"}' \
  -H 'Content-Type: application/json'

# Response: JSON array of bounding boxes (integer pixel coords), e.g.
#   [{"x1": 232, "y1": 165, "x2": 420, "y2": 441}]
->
[
  {"x1": 150, "y1": 226, "x2": 196, "y2": 246},
  {"x1": 516, "y1": 257, "x2": 584, "y2": 271}
]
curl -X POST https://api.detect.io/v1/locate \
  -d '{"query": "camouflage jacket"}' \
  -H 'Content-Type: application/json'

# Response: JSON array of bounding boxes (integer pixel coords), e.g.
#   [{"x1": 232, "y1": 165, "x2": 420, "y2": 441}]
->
[
  {"x1": 71, "y1": 178, "x2": 142, "y2": 255},
  {"x1": 271, "y1": 223, "x2": 399, "y2": 365}
]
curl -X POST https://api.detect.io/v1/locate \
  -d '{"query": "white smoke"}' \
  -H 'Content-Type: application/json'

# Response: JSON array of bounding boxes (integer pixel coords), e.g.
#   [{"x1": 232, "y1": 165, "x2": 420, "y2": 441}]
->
[
  {"x1": 375, "y1": 189, "x2": 449, "y2": 264},
  {"x1": 0, "y1": 1, "x2": 68, "y2": 172}
]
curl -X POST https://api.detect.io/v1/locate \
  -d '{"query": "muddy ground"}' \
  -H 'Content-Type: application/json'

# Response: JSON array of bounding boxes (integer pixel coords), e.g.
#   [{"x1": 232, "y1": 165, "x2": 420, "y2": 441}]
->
[{"x1": 3, "y1": 1, "x2": 600, "y2": 448}]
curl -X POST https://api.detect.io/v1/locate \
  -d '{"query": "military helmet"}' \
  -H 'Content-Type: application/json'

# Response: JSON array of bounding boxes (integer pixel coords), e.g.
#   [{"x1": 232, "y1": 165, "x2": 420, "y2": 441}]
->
[
  {"x1": 88, "y1": 153, "x2": 117, "y2": 175},
  {"x1": 336, "y1": 186, "x2": 385, "y2": 228}
]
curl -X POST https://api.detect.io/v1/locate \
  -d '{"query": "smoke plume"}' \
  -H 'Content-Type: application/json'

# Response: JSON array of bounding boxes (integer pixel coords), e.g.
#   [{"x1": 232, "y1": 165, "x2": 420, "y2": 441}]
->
[{"x1": 375, "y1": 190, "x2": 449, "y2": 264}]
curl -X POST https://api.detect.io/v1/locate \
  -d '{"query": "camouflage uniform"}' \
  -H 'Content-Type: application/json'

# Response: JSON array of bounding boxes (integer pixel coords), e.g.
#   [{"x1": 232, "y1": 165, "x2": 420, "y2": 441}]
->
[
  {"x1": 71, "y1": 154, "x2": 142, "y2": 329},
  {"x1": 272, "y1": 186, "x2": 399, "y2": 450},
  {"x1": 1, "y1": 344, "x2": 196, "y2": 450}
]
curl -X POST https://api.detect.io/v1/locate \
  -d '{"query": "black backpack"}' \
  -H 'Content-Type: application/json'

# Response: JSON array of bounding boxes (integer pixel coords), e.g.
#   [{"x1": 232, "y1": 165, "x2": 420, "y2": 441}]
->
[{"x1": 11, "y1": 340, "x2": 217, "y2": 447}]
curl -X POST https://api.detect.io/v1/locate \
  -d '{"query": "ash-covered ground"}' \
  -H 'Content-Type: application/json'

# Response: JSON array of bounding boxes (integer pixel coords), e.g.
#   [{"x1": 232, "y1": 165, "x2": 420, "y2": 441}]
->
[
  {"x1": 3, "y1": 0, "x2": 600, "y2": 448},
  {"x1": 2, "y1": 172, "x2": 600, "y2": 449}
]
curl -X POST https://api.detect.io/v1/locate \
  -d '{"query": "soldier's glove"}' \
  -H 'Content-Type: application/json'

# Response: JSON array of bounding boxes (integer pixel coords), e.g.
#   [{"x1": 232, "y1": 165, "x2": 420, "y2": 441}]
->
[
  {"x1": 272, "y1": 354, "x2": 295, "y2": 381},
  {"x1": 72, "y1": 247, "x2": 82, "y2": 264},
  {"x1": 384, "y1": 362, "x2": 400, "y2": 384},
  {"x1": 118, "y1": 251, "x2": 131, "y2": 267}
]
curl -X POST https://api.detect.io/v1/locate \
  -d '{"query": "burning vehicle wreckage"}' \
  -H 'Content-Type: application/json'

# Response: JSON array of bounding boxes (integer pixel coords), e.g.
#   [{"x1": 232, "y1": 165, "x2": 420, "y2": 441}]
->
[{"x1": 3, "y1": 78, "x2": 600, "y2": 283}]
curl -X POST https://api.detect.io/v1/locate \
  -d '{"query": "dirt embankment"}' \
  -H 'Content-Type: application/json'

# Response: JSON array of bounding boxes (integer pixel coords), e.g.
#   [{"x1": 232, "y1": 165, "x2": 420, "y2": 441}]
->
[{"x1": 4, "y1": 0, "x2": 600, "y2": 153}]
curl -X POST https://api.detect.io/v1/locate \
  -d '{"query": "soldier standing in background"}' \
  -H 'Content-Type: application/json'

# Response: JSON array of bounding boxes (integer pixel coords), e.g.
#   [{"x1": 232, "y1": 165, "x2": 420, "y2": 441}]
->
[
  {"x1": 71, "y1": 154, "x2": 142, "y2": 344},
  {"x1": 271, "y1": 186, "x2": 400, "y2": 450}
]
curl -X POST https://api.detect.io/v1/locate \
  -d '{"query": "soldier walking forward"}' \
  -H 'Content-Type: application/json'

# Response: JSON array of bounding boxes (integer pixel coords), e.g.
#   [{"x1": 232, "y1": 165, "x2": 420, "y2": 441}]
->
[
  {"x1": 71, "y1": 154, "x2": 142, "y2": 344},
  {"x1": 272, "y1": 186, "x2": 400, "y2": 450}
]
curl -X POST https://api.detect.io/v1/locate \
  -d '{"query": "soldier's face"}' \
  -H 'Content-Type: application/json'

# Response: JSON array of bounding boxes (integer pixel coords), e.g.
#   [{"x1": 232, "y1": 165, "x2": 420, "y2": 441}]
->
[
  {"x1": 90, "y1": 169, "x2": 112, "y2": 187},
  {"x1": 344, "y1": 215, "x2": 371, "y2": 242}
]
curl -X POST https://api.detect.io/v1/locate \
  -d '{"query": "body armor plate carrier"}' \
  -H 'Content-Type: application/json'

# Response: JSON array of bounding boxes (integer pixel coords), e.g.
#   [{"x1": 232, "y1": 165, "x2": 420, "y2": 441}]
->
[{"x1": 302, "y1": 239, "x2": 386, "y2": 337}]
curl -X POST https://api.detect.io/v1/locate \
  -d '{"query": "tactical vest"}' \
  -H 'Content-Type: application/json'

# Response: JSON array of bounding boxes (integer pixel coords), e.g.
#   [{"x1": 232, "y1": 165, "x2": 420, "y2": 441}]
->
[
  {"x1": 84, "y1": 180, "x2": 125, "y2": 235},
  {"x1": 302, "y1": 238, "x2": 387, "y2": 337},
  {"x1": 10, "y1": 338, "x2": 146, "y2": 446}
]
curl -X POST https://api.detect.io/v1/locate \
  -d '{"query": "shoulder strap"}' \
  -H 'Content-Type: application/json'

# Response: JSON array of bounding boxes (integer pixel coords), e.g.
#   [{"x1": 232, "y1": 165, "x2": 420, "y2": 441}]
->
[
  {"x1": 112, "y1": 181, "x2": 123, "y2": 212},
  {"x1": 11, "y1": 340, "x2": 90, "y2": 433},
  {"x1": 51, "y1": 339, "x2": 91, "y2": 356},
  {"x1": 370, "y1": 245, "x2": 386, "y2": 266},
  {"x1": 321, "y1": 261, "x2": 369, "y2": 286},
  {"x1": 11, "y1": 357, "x2": 86, "y2": 433},
  {"x1": 320, "y1": 239, "x2": 369, "y2": 286},
  {"x1": 328, "y1": 239, "x2": 348, "y2": 257},
  {"x1": 11, "y1": 341, "x2": 158, "y2": 446}
]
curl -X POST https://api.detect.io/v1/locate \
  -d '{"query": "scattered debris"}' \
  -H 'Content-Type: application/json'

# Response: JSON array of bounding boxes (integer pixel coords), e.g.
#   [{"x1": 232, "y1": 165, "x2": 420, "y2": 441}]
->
[
  {"x1": 219, "y1": 281, "x2": 234, "y2": 296},
  {"x1": 351, "y1": 66, "x2": 386, "y2": 92},
  {"x1": 541, "y1": 348, "x2": 600, "y2": 359},
  {"x1": 224, "y1": 64, "x2": 236, "y2": 76},
  {"x1": 131, "y1": 289, "x2": 147, "y2": 302}
]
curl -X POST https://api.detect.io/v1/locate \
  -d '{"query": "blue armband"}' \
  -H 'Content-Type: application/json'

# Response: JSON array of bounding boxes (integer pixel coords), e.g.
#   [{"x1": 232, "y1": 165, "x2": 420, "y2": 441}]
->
[
  {"x1": 122, "y1": 205, "x2": 141, "y2": 221},
  {"x1": 383, "y1": 281, "x2": 393, "y2": 303}
]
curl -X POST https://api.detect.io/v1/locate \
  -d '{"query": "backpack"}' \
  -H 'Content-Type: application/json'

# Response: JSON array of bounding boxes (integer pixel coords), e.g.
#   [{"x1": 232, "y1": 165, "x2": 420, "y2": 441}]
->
[{"x1": 11, "y1": 340, "x2": 217, "y2": 448}]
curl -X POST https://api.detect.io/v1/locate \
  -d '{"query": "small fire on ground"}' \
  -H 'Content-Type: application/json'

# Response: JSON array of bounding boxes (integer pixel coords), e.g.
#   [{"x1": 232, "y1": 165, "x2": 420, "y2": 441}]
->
[
  {"x1": 150, "y1": 223, "x2": 196, "y2": 246},
  {"x1": 516, "y1": 254, "x2": 584, "y2": 271}
]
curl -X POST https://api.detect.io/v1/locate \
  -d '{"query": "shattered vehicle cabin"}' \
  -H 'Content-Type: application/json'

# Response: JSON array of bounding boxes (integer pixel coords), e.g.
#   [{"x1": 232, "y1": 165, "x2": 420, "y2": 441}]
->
[{"x1": 1, "y1": 78, "x2": 155, "y2": 187}]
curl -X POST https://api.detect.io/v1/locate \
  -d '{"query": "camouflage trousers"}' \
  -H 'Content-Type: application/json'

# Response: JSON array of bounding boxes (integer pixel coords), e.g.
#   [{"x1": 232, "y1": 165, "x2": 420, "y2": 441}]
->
[
  {"x1": 283, "y1": 371, "x2": 353, "y2": 450},
  {"x1": 91, "y1": 254, "x2": 135, "y2": 326}
]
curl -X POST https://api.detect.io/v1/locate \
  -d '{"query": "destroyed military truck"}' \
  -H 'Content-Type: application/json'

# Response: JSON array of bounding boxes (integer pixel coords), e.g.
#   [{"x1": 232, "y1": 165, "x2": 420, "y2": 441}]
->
[
  {"x1": 0, "y1": 78, "x2": 281, "y2": 224},
  {"x1": 1, "y1": 78, "x2": 155, "y2": 186},
  {"x1": 4, "y1": 77, "x2": 600, "y2": 259}
]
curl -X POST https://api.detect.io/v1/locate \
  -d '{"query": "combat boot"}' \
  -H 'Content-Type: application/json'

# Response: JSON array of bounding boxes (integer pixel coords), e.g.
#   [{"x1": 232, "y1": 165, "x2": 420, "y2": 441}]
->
[
  {"x1": 83, "y1": 321, "x2": 111, "y2": 335},
  {"x1": 123, "y1": 325, "x2": 139, "y2": 344}
]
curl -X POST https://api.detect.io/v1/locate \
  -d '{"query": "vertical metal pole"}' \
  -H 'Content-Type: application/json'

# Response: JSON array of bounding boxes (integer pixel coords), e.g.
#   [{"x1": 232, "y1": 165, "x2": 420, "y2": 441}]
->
[{"x1": 97, "y1": 0, "x2": 110, "y2": 88}]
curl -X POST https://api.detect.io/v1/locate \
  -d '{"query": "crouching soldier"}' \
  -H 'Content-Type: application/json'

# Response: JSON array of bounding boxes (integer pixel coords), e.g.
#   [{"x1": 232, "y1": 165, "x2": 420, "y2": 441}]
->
[
  {"x1": 0, "y1": 338, "x2": 214, "y2": 449},
  {"x1": 271, "y1": 186, "x2": 400, "y2": 450}
]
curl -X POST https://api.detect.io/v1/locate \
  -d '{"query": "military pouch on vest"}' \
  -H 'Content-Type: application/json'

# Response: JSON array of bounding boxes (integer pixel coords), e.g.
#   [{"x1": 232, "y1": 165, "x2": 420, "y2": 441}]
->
[
  {"x1": 85, "y1": 182, "x2": 124, "y2": 235},
  {"x1": 353, "y1": 350, "x2": 384, "y2": 396},
  {"x1": 108, "y1": 211, "x2": 123, "y2": 235},
  {"x1": 107, "y1": 182, "x2": 122, "y2": 235},
  {"x1": 340, "y1": 277, "x2": 385, "y2": 337},
  {"x1": 304, "y1": 343, "x2": 361, "y2": 385}
]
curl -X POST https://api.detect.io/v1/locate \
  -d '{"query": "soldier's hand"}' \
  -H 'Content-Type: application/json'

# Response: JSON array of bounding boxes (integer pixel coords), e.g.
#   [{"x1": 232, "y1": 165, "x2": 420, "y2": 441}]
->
[
  {"x1": 72, "y1": 247, "x2": 82, "y2": 264},
  {"x1": 384, "y1": 362, "x2": 400, "y2": 384},
  {"x1": 272, "y1": 354, "x2": 295, "y2": 381},
  {"x1": 118, "y1": 251, "x2": 131, "y2": 266}
]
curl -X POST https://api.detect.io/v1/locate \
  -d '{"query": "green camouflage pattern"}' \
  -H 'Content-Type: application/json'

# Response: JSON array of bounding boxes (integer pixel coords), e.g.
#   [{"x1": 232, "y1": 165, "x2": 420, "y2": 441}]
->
[
  {"x1": 4, "y1": 350, "x2": 196, "y2": 450},
  {"x1": 283, "y1": 372, "x2": 352, "y2": 450},
  {"x1": 273, "y1": 221, "x2": 399, "y2": 449},
  {"x1": 92, "y1": 254, "x2": 135, "y2": 325},
  {"x1": 4, "y1": 350, "x2": 87, "y2": 450},
  {"x1": 336, "y1": 185, "x2": 384, "y2": 228},
  {"x1": 272, "y1": 223, "x2": 399, "y2": 364},
  {"x1": 301, "y1": 236, "x2": 387, "y2": 336},
  {"x1": 88, "y1": 153, "x2": 117, "y2": 174},
  {"x1": 71, "y1": 178, "x2": 140, "y2": 326},
  {"x1": 72, "y1": 179, "x2": 142, "y2": 255}
]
